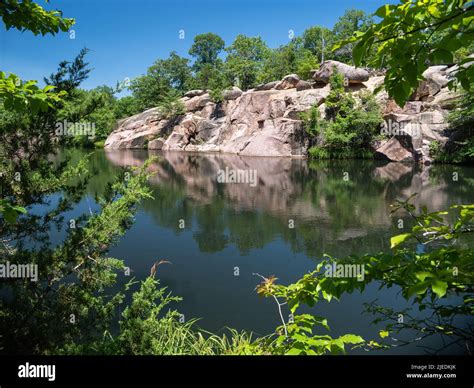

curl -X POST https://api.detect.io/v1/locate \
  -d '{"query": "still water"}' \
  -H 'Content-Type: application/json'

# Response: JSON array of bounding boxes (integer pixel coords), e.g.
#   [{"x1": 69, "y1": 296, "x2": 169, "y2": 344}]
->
[{"x1": 57, "y1": 149, "x2": 474, "y2": 354}]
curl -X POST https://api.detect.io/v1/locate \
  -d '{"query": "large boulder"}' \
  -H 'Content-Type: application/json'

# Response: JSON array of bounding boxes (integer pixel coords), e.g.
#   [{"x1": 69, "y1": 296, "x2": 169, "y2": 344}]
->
[
  {"x1": 104, "y1": 108, "x2": 167, "y2": 149},
  {"x1": 184, "y1": 89, "x2": 206, "y2": 98},
  {"x1": 184, "y1": 93, "x2": 212, "y2": 111},
  {"x1": 148, "y1": 138, "x2": 165, "y2": 150},
  {"x1": 296, "y1": 80, "x2": 312, "y2": 91},
  {"x1": 412, "y1": 66, "x2": 450, "y2": 101},
  {"x1": 284, "y1": 87, "x2": 330, "y2": 119},
  {"x1": 375, "y1": 136, "x2": 416, "y2": 163},
  {"x1": 382, "y1": 105, "x2": 449, "y2": 151},
  {"x1": 275, "y1": 74, "x2": 300, "y2": 90},
  {"x1": 222, "y1": 86, "x2": 242, "y2": 100},
  {"x1": 444, "y1": 55, "x2": 473, "y2": 76},
  {"x1": 312, "y1": 60, "x2": 369, "y2": 84},
  {"x1": 255, "y1": 81, "x2": 279, "y2": 91},
  {"x1": 431, "y1": 89, "x2": 459, "y2": 109}
]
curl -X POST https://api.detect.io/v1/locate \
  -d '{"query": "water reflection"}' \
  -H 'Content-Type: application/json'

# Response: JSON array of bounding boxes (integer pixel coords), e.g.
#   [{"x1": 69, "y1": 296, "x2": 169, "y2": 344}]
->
[
  {"x1": 65, "y1": 149, "x2": 474, "y2": 354},
  {"x1": 102, "y1": 149, "x2": 473, "y2": 258}
]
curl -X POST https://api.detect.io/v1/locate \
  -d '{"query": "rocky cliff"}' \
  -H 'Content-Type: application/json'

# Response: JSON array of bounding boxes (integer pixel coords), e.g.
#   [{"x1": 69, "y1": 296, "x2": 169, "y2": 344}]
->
[{"x1": 105, "y1": 61, "x2": 460, "y2": 163}]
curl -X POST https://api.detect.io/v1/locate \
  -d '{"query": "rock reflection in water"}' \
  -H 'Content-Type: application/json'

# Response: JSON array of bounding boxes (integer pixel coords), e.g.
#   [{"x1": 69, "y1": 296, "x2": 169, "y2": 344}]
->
[{"x1": 103, "y1": 149, "x2": 471, "y2": 259}]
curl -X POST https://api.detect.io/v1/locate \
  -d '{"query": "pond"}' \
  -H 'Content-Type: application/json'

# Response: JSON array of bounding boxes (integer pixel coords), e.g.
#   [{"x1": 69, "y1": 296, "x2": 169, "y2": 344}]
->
[{"x1": 56, "y1": 148, "x2": 474, "y2": 354}]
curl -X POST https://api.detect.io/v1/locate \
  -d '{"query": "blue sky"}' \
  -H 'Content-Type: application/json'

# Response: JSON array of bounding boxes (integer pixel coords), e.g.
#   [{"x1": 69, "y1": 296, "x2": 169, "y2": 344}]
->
[{"x1": 1, "y1": 0, "x2": 389, "y2": 91}]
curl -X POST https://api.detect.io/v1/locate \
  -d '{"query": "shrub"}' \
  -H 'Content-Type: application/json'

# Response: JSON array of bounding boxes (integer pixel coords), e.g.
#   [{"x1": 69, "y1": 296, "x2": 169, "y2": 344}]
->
[
  {"x1": 308, "y1": 71, "x2": 382, "y2": 159},
  {"x1": 159, "y1": 95, "x2": 185, "y2": 118},
  {"x1": 295, "y1": 50, "x2": 319, "y2": 81},
  {"x1": 209, "y1": 88, "x2": 224, "y2": 103},
  {"x1": 300, "y1": 105, "x2": 321, "y2": 137}
]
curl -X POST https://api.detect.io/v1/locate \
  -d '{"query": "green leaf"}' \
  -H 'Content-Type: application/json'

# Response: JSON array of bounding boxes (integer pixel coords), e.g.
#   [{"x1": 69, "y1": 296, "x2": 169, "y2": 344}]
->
[
  {"x1": 330, "y1": 339, "x2": 346, "y2": 354},
  {"x1": 415, "y1": 271, "x2": 433, "y2": 282},
  {"x1": 0, "y1": 201, "x2": 27, "y2": 224},
  {"x1": 379, "y1": 330, "x2": 389, "y2": 339},
  {"x1": 286, "y1": 347, "x2": 303, "y2": 355},
  {"x1": 460, "y1": 77, "x2": 471, "y2": 92},
  {"x1": 375, "y1": 4, "x2": 391, "y2": 18},
  {"x1": 431, "y1": 279, "x2": 448, "y2": 298},
  {"x1": 390, "y1": 233, "x2": 412, "y2": 249},
  {"x1": 407, "y1": 281, "x2": 430, "y2": 298},
  {"x1": 314, "y1": 316, "x2": 330, "y2": 331},
  {"x1": 339, "y1": 334, "x2": 364, "y2": 344},
  {"x1": 322, "y1": 290, "x2": 333, "y2": 302},
  {"x1": 431, "y1": 49, "x2": 453, "y2": 64},
  {"x1": 392, "y1": 82, "x2": 408, "y2": 107},
  {"x1": 3, "y1": 208, "x2": 18, "y2": 223},
  {"x1": 352, "y1": 41, "x2": 366, "y2": 67}
]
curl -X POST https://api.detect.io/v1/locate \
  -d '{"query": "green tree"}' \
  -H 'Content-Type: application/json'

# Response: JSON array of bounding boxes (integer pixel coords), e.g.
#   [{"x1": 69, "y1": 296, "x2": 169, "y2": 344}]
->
[
  {"x1": 44, "y1": 47, "x2": 92, "y2": 95},
  {"x1": 194, "y1": 61, "x2": 229, "y2": 91},
  {"x1": 258, "y1": 42, "x2": 299, "y2": 83},
  {"x1": 0, "y1": 0, "x2": 74, "y2": 222},
  {"x1": 43, "y1": 50, "x2": 120, "y2": 146},
  {"x1": 257, "y1": 43, "x2": 296, "y2": 83},
  {"x1": 302, "y1": 26, "x2": 334, "y2": 63},
  {"x1": 257, "y1": 40, "x2": 317, "y2": 82},
  {"x1": 225, "y1": 35, "x2": 270, "y2": 90},
  {"x1": 114, "y1": 95, "x2": 142, "y2": 119},
  {"x1": 189, "y1": 32, "x2": 225, "y2": 71},
  {"x1": 129, "y1": 51, "x2": 193, "y2": 110},
  {"x1": 57, "y1": 86, "x2": 117, "y2": 145},
  {"x1": 334, "y1": 0, "x2": 474, "y2": 106},
  {"x1": 129, "y1": 73, "x2": 171, "y2": 111},
  {"x1": 332, "y1": 9, "x2": 373, "y2": 63},
  {"x1": 154, "y1": 51, "x2": 193, "y2": 93},
  {"x1": 295, "y1": 49, "x2": 319, "y2": 80}
]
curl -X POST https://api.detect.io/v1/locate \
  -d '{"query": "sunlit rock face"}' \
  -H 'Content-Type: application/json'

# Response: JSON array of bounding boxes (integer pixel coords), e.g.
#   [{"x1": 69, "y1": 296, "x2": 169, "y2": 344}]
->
[
  {"x1": 374, "y1": 64, "x2": 464, "y2": 164},
  {"x1": 105, "y1": 84, "x2": 330, "y2": 157},
  {"x1": 105, "y1": 62, "x2": 459, "y2": 161}
]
